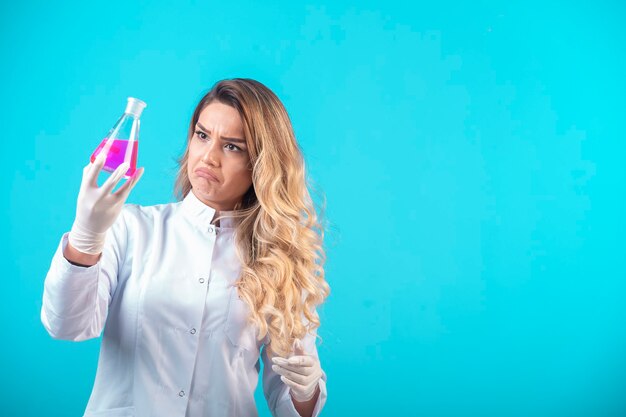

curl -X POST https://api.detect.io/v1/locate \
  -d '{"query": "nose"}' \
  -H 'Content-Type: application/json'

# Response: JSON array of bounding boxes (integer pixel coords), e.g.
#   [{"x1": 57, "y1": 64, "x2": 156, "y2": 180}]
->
[{"x1": 201, "y1": 140, "x2": 220, "y2": 166}]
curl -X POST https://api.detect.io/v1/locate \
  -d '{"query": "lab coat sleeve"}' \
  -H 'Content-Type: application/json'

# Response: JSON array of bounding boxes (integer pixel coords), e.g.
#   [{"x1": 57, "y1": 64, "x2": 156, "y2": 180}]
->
[
  {"x1": 262, "y1": 316, "x2": 328, "y2": 417},
  {"x1": 41, "y1": 208, "x2": 128, "y2": 341}
]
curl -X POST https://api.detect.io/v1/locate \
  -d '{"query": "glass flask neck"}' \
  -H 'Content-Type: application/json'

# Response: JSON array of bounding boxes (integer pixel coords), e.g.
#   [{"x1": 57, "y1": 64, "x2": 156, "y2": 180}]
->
[{"x1": 107, "y1": 112, "x2": 141, "y2": 141}]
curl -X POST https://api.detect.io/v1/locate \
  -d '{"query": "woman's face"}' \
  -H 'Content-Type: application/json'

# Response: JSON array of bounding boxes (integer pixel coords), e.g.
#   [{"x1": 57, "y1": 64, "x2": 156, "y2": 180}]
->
[{"x1": 187, "y1": 102, "x2": 253, "y2": 211}]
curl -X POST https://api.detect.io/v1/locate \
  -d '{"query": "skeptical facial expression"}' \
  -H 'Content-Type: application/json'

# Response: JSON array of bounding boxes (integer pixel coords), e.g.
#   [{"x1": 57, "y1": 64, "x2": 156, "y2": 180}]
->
[{"x1": 187, "y1": 102, "x2": 253, "y2": 211}]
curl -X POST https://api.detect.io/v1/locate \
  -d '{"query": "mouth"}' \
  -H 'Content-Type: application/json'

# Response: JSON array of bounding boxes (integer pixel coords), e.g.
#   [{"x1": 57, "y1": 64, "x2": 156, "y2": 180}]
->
[{"x1": 195, "y1": 167, "x2": 219, "y2": 182}]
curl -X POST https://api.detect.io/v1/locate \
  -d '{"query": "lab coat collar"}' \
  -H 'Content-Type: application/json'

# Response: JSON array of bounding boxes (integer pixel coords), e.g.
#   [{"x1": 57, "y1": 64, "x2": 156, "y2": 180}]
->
[{"x1": 181, "y1": 189, "x2": 236, "y2": 230}]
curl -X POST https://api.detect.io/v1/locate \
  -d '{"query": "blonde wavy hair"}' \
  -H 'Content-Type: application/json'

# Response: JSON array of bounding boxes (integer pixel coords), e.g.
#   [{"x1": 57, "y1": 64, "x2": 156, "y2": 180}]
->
[{"x1": 174, "y1": 78, "x2": 330, "y2": 357}]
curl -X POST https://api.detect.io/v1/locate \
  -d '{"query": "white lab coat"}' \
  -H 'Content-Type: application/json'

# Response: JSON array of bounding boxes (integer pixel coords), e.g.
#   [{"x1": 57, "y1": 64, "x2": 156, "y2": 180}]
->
[{"x1": 41, "y1": 190, "x2": 327, "y2": 417}]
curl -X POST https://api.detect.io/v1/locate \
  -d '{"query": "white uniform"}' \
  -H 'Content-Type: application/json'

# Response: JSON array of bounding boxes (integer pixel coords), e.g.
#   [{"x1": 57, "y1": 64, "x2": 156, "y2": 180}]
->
[{"x1": 41, "y1": 190, "x2": 327, "y2": 417}]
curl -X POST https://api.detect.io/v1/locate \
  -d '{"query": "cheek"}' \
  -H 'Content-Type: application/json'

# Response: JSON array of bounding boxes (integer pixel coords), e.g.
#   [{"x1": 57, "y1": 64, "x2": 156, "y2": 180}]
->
[
  {"x1": 225, "y1": 163, "x2": 252, "y2": 188},
  {"x1": 186, "y1": 143, "x2": 201, "y2": 170}
]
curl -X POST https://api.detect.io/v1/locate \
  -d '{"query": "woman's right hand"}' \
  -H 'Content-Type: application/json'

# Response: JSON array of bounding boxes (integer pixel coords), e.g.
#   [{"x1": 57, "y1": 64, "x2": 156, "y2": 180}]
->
[{"x1": 68, "y1": 152, "x2": 144, "y2": 256}]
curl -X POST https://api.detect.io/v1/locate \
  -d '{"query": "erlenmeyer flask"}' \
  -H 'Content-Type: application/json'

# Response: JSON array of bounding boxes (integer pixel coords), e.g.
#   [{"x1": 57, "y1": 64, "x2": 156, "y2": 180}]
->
[{"x1": 90, "y1": 97, "x2": 147, "y2": 179}]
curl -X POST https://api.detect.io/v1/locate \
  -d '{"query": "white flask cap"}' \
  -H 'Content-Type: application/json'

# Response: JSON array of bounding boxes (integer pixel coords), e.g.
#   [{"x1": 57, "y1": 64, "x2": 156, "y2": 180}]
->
[{"x1": 125, "y1": 97, "x2": 147, "y2": 118}]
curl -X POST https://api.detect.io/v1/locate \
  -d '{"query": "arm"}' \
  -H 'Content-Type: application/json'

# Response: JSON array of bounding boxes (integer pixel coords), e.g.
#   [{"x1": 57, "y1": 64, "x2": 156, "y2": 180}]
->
[
  {"x1": 41, "y1": 211, "x2": 127, "y2": 341},
  {"x1": 63, "y1": 240, "x2": 101, "y2": 267},
  {"x1": 41, "y1": 154, "x2": 142, "y2": 340},
  {"x1": 292, "y1": 395, "x2": 320, "y2": 417},
  {"x1": 289, "y1": 370, "x2": 322, "y2": 417},
  {"x1": 261, "y1": 326, "x2": 328, "y2": 417}
]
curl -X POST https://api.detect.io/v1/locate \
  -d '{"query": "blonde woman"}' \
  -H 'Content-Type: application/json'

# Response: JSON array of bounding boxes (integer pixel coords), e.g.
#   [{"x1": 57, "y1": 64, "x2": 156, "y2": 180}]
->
[{"x1": 41, "y1": 79, "x2": 330, "y2": 417}]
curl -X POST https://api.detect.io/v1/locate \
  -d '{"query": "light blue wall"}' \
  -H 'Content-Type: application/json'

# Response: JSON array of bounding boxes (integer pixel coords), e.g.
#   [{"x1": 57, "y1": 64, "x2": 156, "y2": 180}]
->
[{"x1": 1, "y1": 1, "x2": 625, "y2": 416}]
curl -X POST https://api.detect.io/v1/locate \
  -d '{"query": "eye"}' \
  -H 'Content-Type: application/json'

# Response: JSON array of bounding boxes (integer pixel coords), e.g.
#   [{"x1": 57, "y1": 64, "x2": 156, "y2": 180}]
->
[
  {"x1": 225, "y1": 143, "x2": 243, "y2": 152},
  {"x1": 195, "y1": 130, "x2": 208, "y2": 140}
]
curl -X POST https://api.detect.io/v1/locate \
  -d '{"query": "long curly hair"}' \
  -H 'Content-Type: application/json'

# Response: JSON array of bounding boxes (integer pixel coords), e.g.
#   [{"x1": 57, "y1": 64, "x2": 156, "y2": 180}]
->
[{"x1": 174, "y1": 78, "x2": 330, "y2": 357}]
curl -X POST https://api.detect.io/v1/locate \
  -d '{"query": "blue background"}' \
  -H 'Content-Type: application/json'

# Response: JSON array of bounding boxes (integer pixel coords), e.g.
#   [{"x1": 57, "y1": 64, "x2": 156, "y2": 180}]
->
[{"x1": 1, "y1": 1, "x2": 625, "y2": 416}]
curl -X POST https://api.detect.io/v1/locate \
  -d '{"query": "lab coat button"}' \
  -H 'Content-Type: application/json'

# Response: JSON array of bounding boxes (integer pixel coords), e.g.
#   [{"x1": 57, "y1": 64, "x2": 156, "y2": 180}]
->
[
  {"x1": 179, "y1": 390, "x2": 185, "y2": 397},
  {"x1": 190, "y1": 328, "x2": 196, "y2": 335},
  {"x1": 208, "y1": 226, "x2": 215, "y2": 234},
  {"x1": 199, "y1": 278, "x2": 205, "y2": 284}
]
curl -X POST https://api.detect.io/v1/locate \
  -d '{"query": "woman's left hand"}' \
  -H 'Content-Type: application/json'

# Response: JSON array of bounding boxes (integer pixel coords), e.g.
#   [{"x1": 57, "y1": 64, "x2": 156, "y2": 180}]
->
[{"x1": 271, "y1": 339, "x2": 323, "y2": 402}]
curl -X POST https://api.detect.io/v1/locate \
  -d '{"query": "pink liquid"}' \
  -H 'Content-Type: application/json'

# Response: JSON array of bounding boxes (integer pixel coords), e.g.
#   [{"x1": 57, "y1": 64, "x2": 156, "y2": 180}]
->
[{"x1": 90, "y1": 138, "x2": 138, "y2": 178}]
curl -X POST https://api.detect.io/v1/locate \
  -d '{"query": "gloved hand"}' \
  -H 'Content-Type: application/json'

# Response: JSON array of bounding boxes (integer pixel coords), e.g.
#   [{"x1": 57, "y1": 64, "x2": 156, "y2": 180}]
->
[
  {"x1": 69, "y1": 151, "x2": 144, "y2": 255},
  {"x1": 271, "y1": 339, "x2": 323, "y2": 402}
]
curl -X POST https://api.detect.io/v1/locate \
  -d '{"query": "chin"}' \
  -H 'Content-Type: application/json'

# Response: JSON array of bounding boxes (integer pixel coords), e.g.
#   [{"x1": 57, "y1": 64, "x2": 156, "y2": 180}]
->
[{"x1": 193, "y1": 186, "x2": 216, "y2": 197}]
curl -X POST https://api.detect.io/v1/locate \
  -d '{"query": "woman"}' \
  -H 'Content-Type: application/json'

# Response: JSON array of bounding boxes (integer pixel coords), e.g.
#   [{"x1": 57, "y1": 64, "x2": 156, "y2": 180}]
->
[{"x1": 41, "y1": 79, "x2": 330, "y2": 417}]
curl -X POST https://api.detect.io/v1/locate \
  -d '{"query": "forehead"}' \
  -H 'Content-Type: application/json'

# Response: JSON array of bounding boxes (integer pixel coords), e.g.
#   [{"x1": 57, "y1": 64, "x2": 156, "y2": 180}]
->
[{"x1": 197, "y1": 102, "x2": 244, "y2": 137}]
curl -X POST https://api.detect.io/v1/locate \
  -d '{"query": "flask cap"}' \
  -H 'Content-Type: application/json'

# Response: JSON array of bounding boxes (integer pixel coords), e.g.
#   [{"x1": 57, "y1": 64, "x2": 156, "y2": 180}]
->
[{"x1": 125, "y1": 97, "x2": 147, "y2": 118}]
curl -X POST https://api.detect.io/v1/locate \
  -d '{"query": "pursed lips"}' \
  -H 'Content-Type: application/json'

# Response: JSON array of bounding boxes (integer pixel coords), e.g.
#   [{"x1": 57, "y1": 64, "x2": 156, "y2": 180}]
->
[{"x1": 195, "y1": 168, "x2": 219, "y2": 182}]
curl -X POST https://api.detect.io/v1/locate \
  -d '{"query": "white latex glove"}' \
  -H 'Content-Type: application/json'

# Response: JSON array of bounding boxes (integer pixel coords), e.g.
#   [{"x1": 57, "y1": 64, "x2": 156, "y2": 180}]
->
[
  {"x1": 271, "y1": 339, "x2": 323, "y2": 403},
  {"x1": 69, "y1": 152, "x2": 144, "y2": 255}
]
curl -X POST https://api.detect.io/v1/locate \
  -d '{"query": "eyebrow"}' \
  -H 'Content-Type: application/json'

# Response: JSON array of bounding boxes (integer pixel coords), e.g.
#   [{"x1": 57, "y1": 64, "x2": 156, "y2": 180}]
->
[{"x1": 196, "y1": 123, "x2": 246, "y2": 144}]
